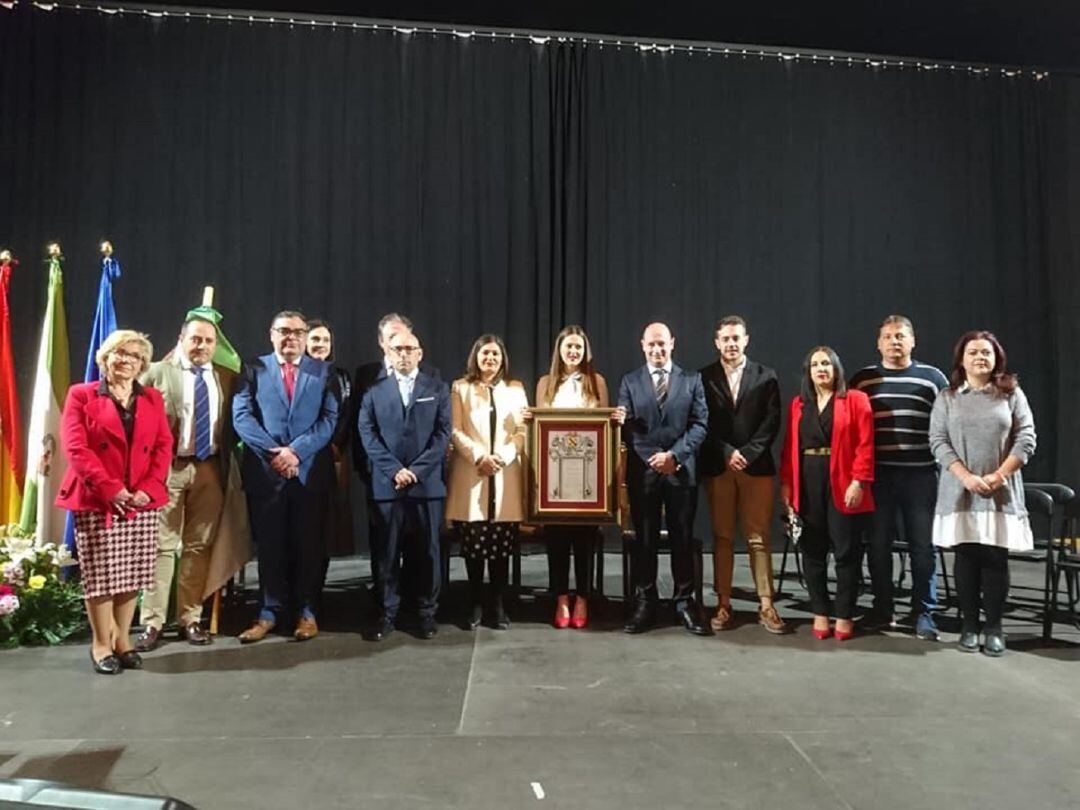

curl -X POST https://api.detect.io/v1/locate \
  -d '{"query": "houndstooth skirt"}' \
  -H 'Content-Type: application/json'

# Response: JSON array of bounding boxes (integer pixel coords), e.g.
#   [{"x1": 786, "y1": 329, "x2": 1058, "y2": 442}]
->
[{"x1": 74, "y1": 509, "x2": 160, "y2": 598}]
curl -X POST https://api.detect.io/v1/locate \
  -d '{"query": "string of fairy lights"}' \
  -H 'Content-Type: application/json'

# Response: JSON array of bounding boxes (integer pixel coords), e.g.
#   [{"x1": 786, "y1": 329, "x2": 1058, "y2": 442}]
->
[{"x1": 0, "y1": 0, "x2": 1053, "y2": 81}]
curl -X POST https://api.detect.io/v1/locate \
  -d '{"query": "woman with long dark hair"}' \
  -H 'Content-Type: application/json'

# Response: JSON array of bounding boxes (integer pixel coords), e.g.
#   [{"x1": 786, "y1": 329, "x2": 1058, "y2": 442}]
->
[
  {"x1": 445, "y1": 334, "x2": 529, "y2": 629},
  {"x1": 929, "y1": 330, "x2": 1036, "y2": 657},
  {"x1": 780, "y1": 346, "x2": 874, "y2": 641}
]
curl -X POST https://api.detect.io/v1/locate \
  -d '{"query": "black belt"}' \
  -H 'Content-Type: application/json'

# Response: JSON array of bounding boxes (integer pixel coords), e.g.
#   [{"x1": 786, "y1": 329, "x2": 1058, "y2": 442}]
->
[{"x1": 175, "y1": 454, "x2": 218, "y2": 462}]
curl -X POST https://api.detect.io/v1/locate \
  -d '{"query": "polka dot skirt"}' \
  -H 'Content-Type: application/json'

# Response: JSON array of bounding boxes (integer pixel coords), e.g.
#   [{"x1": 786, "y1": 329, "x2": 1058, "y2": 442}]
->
[
  {"x1": 74, "y1": 509, "x2": 160, "y2": 598},
  {"x1": 455, "y1": 520, "x2": 519, "y2": 561}
]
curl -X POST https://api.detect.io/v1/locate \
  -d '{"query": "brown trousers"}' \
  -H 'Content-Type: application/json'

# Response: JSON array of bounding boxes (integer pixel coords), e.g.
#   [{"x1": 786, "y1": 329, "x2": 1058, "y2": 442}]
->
[
  {"x1": 705, "y1": 470, "x2": 776, "y2": 601},
  {"x1": 141, "y1": 458, "x2": 224, "y2": 629}
]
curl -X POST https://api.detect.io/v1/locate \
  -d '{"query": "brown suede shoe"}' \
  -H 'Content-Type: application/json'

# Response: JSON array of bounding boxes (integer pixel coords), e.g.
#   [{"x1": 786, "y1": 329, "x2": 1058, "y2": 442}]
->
[
  {"x1": 710, "y1": 604, "x2": 735, "y2": 632},
  {"x1": 294, "y1": 616, "x2": 318, "y2": 641},
  {"x1": 183, "y1": 622, "x2": 212, "y2": 646},
  {"x1": 134, "y1": 625, "x2": 162, "y2": 652},
  {"x1": 238, "y1": 619, "x2": 275, "y2": 644},
  {"x1": 758, "y1": 605, "x2": 790, "y2": 635}
]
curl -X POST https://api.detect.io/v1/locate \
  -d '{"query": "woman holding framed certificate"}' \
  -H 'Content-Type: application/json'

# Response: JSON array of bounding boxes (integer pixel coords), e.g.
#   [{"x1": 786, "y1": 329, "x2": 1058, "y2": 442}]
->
[
  {"x1": 533, "y1": 326, "x2": 611, "y2": 629},
  {"x1": 446, "y1": 334, "x2": 529, "y2": 630}
]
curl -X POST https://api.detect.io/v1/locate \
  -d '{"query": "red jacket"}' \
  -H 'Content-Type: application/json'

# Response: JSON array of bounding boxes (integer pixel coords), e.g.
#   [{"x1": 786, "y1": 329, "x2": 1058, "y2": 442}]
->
[
  {"x1": 780, "y1": 390, "x2": 875, "y2": 515},
  {"x1": 55, "y1": 381, "x2": 173, "y2": 516}
]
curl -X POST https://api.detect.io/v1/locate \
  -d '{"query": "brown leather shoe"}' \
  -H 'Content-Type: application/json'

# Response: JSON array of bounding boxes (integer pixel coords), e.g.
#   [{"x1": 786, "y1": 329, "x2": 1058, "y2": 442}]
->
[
  {"x1": 183, "y1": 622, "x2": 212, "y2": 646},
  {"x1": 758, "y1": 605, "x2": 790, "y2": 635},
  {"x1": 134, "y1": 625, "x2": 162, "y2": 652},
  {"x1": 294, "y1": 616, "x2": 318, "y2": 641},
  {"x1": 238, "y1": 619, "x2": 275, "y2": 644},
  {"x1": 710, "y1": 604, "x2": 734, "y2": 632}
]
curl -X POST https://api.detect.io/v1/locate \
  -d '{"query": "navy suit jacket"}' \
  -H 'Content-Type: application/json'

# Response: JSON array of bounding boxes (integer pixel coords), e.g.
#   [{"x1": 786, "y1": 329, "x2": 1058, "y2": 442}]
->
[
  {"x1": 617, "y1": 363, "x2": 708, "y2": 488},
  {"x1": 357, "y1": 370, "x2": 451, "y2": 501},
  {"x1": 232, "y1": 353, "x2": 339, "y2": 496}
]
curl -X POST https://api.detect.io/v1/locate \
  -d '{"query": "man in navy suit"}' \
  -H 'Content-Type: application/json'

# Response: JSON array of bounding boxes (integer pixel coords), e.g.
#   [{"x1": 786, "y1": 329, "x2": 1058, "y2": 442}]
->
[
  {"x1": 357, "y1": 328, "x2": 451, "y2": 640},
  {"x1": 616, "y1": 322, "x2": 709, "y2": 635},
  {"x1": 232, "y1": 310, "x2": 338, "y2": 643}
]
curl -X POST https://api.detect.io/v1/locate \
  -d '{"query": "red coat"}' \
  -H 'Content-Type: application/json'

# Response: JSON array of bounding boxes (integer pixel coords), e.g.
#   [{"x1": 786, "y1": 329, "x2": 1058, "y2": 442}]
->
[
  {"x1": 55, "y1": 381, "x2": 173, "y2": 516},
  {"x1": 780, "y1": 390, "x2": 875, "y2": 515}
]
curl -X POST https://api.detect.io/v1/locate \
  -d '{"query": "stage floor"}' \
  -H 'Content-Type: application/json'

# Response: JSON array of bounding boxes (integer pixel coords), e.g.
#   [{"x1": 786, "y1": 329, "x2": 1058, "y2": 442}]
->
[{"x1": 1, "y1": 553, "x2": 1078, "y2": 809}]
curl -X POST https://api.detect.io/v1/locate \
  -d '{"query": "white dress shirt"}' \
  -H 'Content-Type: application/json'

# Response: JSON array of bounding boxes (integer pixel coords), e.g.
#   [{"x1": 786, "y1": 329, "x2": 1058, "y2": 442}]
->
[
  {"x1": 395, "y1": 369, "x2": 418, "y2": 406},
  {"x1": 723, "y1": 356, "x2": 748, "y2": 404},
  {"x1": 177, "y1": 354, "x2": 221, "y2": 456}
]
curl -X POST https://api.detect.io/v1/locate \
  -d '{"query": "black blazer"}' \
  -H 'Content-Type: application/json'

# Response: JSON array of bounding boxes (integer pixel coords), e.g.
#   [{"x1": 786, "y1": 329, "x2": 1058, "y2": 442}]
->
[{"x1": 698, "y1": 358, "x2": 781, "y2": 478}]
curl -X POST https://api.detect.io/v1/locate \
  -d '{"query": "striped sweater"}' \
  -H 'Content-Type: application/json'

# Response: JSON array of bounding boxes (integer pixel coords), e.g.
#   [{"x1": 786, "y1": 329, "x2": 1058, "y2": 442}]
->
[{"x1": 849, "y1": 361, "x2": 949, "y2": 467}]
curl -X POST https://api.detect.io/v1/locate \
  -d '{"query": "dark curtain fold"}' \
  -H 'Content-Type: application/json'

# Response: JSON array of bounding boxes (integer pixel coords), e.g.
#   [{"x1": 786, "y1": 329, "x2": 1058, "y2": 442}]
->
[{"x1": 1, "y1": 6, "x2": 1078, "y2": 486}]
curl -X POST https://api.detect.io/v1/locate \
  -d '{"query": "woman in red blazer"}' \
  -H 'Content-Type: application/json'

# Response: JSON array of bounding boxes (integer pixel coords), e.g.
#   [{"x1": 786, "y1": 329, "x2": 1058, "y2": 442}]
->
[
  {"x1": 56, "y1": 330, "x2": 172, "y2": 675},
  {"x1": 780, "y1": 346, "x2": 874, "y2": 641}
]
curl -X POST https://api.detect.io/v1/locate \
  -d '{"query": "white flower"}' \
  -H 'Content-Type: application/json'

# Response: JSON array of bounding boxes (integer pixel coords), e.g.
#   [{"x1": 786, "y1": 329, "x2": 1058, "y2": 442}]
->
[
  {"x1": 0, "y1": 593, "x2": 19, "y2": 617},
  {"x1": 1, "y1": 561, "x2": 24, "y2": 586}
]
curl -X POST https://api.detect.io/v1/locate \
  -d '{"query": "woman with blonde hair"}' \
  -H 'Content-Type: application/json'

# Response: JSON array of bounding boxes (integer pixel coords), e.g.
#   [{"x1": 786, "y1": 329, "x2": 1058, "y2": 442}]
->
[
  {"x1": 56, "y1": 329, "x2": 173, "y2": 674},
  {"x1": 534, "y1": 325, "x2": 610, "y2": 629}
]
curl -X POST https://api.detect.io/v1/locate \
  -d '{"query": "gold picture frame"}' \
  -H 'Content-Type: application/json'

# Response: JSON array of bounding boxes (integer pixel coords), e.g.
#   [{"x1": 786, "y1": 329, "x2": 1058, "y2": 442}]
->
[{"x1": 527, "y1": 407, "x2": 621, "y2": 525}]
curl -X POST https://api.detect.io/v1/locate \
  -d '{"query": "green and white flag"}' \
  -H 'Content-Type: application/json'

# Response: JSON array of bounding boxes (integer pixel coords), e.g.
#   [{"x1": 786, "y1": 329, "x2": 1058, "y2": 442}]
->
[{"x1": 19, "y1": 248, "x2": 71, "y2": 545}]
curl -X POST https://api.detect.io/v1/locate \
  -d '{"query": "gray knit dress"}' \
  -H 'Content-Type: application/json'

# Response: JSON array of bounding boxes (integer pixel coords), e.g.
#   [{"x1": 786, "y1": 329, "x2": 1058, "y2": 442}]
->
[{"x1": 928, "y1": 384, "x2": 1037, "y2": 551}]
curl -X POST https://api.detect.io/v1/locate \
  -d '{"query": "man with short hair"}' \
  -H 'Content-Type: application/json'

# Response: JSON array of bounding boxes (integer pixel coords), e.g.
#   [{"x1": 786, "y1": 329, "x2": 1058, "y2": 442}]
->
[
  {"x1": 616, "y1": 322, "x2": 709, "y2": 635},
  {"x1": 699, "y1": 315, "x2": 787, "y2": 634},
  {"x1": 232, "y1": 310, "x2": 338, "y2": 643},
  {"x1": 136, "y1": 317, "x2": 245, "y2": 650},
  {"x1": 352, "y1": 313, "x2": 440, "y2": 610},
  {"x1": 357, "y1": 329, "x2": 450, "y2": 640},
  {"x1": 850, "y1": 315, "x2": 949, "y2": 639}
]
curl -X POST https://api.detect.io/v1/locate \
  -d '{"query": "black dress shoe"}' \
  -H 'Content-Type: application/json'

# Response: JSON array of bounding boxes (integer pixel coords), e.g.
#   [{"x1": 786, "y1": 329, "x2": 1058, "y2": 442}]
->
[
  {"x1": 117, "y1": 650, "x2": 143, "y2": 670},
  {"x1": 133, "y1": 625, "x2": 162, "y2": 652},
  {"x1": 982, "y1": 633, "x2": 1006, "y2": 657},
  {"x1": 419, "y1": 617, "x2": 438, "y2": 639},
  {"x1": 467, "y1": 604, "x2": 483, "y2": 631},
  {"x1": 369, "y1": 618, "x2": 395, "y2": 642},
  {"x1": 622, "y1": 603, "x2": 655, "y2": 634},
  {"x1": 677, "y1": 605, "x2": 710, "y2": 636},
  {"x1": 957, "y1": 631, "x2": 980, "y2": 653},
  {"x1": 90, "y1": 651, "x2": 122, "y2": 675}
]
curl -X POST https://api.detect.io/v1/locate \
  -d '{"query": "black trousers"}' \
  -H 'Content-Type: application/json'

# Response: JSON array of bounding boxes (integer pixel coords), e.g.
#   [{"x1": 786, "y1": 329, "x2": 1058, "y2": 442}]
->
[
  {"x1": 372, "y1": 498, "x2": 443, "y2": 620},
  {"x1": 547, "y1": 525, "x2": 597, "y2": 597},
  {"x1": 627, "y1": 471, "x2": 697, "y2": 610},
  {"x1": 248, "y1": 479, "x2": 327, "y2": 618},
  {"x1": 953, "y1": 543, "x2": 1010, "y2": 633},
  {"x1": 799, "y1": 456, "x2": 861, "y2": 619}
]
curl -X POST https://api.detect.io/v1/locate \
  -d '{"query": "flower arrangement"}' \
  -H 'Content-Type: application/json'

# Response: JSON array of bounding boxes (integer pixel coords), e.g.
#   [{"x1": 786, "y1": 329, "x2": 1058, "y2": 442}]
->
[{"x1": 0, "y1": 524, "x2": 86, "y2": 648}]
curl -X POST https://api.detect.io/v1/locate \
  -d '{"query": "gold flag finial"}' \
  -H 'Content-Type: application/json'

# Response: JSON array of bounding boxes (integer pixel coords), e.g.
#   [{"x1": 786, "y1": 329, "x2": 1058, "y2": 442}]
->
[
  {"x1": 100, "y1": 240, "x2": 113, "y2": 257},
  {"x1": 46, "y1": 242, "x2": 62, "y2": 258}
]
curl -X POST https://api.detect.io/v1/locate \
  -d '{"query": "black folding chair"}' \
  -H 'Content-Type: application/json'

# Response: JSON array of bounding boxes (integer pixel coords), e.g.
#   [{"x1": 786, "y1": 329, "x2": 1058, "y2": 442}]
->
[{"x1": 1027, "y1": 483, "x2": 1077, "y2": 640}]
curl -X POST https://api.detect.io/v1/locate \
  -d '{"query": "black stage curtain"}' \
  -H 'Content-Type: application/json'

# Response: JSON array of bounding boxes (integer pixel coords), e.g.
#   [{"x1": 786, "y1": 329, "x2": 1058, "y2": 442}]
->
[{"x1": 2, "y1": 6, "x2": 1078, "y2": 486}]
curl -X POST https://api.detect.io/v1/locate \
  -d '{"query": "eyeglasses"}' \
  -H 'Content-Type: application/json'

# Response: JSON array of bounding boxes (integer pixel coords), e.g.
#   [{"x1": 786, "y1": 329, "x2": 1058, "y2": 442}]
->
[
  {"x1": 110, "y1": 349, "x2": 142, "y2": 362},
  {"x1": 272, "y1": 327, "x2": 308, "y2": 338},
  {"x1": 389, "y1": 346, "x2": 420, "y2": 356}
]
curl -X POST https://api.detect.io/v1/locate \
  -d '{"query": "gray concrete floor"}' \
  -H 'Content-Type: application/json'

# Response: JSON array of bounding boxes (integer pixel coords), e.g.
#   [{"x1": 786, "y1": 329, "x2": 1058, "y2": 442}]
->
[{"x1": 1, "y1": 552, "x2": 1079, "y2": 810}]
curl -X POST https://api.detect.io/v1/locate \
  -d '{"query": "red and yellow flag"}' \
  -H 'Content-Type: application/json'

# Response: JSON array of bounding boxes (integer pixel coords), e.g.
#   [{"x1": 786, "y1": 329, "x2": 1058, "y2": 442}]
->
[{"x1": 0, "y1": 250, "x2": 24, "y2": 525}]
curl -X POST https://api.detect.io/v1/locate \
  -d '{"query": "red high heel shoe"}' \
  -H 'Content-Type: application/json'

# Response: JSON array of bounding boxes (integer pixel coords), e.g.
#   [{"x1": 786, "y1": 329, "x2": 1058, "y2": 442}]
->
[
  {"x1": 554, "y1": 596, "x2": 571, "y2": 629},
  {"x1": 571, "y1": 597, "x2": 588, "y2": 629},
  {"x1": 811, "y1": 622, "x2": 832, "y2": 640},
  {"x1": 834, "y1": 624, "x2": 856, "y2": 642}
]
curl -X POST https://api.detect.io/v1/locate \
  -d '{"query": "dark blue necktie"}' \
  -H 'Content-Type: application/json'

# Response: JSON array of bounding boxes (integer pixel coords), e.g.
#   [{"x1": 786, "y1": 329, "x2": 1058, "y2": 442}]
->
[{"x1": 193, "y1": 366, "x2": 212, "y2": 461}]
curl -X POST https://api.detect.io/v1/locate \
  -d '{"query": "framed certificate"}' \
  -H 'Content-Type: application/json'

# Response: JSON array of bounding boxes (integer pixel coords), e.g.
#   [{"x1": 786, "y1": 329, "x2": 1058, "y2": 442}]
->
[{"x1": 527, "y1": 408, "x2": 620, "y2": 524}]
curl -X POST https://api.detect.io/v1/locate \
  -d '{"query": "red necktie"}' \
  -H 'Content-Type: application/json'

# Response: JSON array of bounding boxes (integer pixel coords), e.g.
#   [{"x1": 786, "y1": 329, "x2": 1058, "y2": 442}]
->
[{"x1": 282, "y1": 363, "x2": 297, "y2": 402}]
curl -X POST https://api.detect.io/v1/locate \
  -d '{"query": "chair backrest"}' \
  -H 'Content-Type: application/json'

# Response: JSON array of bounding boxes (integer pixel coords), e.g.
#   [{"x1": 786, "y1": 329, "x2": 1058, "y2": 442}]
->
[{"x1": 1023, "y1": 485, "x2": 1056, "y2": 551}]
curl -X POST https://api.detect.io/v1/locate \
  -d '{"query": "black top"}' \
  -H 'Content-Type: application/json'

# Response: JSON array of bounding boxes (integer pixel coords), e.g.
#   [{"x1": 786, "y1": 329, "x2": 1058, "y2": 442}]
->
[
  {"x1": 799, "y1": 396, "x2": 833, "y2": 450},
  {"x1": 328, "y1": 365, "x2": 353, "y2": 449},
  {"x1": 99, "y1": 377, "x2": 141, "y2": 445},
  {"x1": 486, "y1": 385, "x2": 497, "y2": 521}
]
